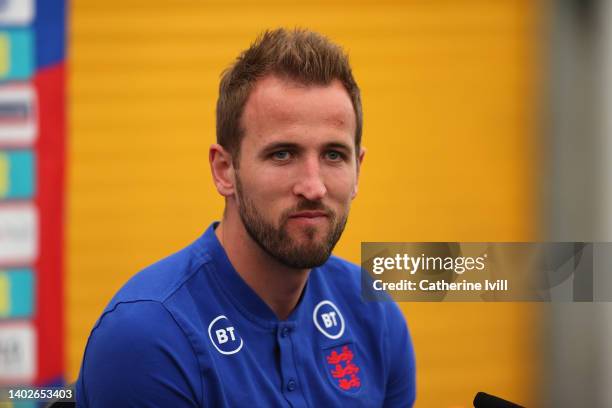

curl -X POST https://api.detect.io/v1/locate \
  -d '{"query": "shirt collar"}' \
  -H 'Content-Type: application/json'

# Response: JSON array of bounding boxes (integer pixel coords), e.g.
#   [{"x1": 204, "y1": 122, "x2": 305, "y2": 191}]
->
[{"x1": 194, "y1": 222, "x2": 311, "y2": 328}]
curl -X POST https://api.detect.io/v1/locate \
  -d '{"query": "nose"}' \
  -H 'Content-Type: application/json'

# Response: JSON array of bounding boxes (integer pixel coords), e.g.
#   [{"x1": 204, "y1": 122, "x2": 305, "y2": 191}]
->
[{"x1": 292, "y1": 156, "x2": 327, "y2": 201}]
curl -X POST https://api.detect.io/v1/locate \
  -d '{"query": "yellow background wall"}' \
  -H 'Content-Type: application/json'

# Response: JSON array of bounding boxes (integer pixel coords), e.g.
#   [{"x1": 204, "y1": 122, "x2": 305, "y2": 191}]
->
[{"x1": 68, "y1": 1, "x2": 541, "y2": 406}]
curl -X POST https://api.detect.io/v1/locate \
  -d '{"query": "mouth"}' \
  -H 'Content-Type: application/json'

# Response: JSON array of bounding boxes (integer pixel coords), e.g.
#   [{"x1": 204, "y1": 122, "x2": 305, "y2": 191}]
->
[
  {"x1": 287, "y1": 210, "x2": 329, "y2": 228},
  {"x1": 289, "y1": 211, "x2": 329, "y2": 219}
]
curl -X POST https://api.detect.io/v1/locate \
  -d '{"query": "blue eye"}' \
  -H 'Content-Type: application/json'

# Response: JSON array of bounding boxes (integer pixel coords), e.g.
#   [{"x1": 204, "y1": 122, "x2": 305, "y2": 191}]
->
[
  {"x1": 325, "y1": 151, "x2": 343, "y2": 161},
  {"x1": 272, "y1": 151, "x2": 291, "y2": 161}
]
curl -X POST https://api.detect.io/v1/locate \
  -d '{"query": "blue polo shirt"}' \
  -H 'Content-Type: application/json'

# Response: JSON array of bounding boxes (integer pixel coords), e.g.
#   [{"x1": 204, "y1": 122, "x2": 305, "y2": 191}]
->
[{"x1": 76, "y1": 223, "x2": 416, "y2": 407}]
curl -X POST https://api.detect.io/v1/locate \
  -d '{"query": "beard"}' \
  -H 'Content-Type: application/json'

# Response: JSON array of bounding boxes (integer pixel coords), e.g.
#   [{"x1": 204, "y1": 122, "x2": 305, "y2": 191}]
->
[{"x1": 235, "y1": 174, "x2": 348, "y2": 269}]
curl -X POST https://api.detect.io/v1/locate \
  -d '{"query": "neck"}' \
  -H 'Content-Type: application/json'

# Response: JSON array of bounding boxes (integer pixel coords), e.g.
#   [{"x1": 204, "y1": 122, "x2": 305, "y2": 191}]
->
[{"x1": 215, "y1": 209, "x2": 310, "y2": 321}]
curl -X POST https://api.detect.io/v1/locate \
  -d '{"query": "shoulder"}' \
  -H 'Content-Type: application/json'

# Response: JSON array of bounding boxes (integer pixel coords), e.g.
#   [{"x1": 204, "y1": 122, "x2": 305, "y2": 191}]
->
[
  {"x1": 77, "y1": 300, "x2": 202, "y2": 406},
  {"x1": 89, "y1": 300, "x2": 184, "y2": 345},
  {"x1": 84, "y1": 301, "x2": 195, "y2": 367}
]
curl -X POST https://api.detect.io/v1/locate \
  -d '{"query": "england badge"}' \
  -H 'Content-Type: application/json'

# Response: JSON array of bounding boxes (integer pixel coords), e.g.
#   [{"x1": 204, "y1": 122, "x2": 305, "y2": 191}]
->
[{"x1": 324, "y1": 343, "x2": 362, "y2": 393}]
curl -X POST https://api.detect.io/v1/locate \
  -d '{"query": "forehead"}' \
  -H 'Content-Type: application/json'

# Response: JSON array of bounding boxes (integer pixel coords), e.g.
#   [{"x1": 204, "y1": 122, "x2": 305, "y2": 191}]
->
[{"x1": 241, "y1": 75, "x2": 356, "y2": 145}]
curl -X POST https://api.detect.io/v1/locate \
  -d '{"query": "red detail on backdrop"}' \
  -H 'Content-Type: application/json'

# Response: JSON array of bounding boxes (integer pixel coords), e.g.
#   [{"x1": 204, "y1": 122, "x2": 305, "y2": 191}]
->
[{"x1": 32, "y1": 63, "x2": 65, "y2": 384}]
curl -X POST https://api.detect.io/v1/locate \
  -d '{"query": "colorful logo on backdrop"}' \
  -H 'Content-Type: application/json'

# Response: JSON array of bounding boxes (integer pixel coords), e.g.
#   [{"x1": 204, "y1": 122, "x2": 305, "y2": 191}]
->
[
  {"x1": 0, "y1": 29, "x2": 34, "y2": 81},
  {"x1": 324, "y1": 344, "x2": 362, "y2": 393},
  {"x1": 0, "y1": 322, "x2": 36, "y2": 383},
  {"x1": 0, "y1": 203, "x2": 37, "y2": 265},
  {"x1": 0, "y1": 0, "x2": 65, "y2": 391},
  {"x1": 0, "y1": 0, "x2": 34, "y2": 26},
  {"x1": 0, "y1": 149, "x2": 34, "y2": 198},
  {"x1": 0, "y1": 268, "x2": 34, "y2": 318},
  {"x1": 0, "y1": 84, "x2": 37, "y2": 146}
]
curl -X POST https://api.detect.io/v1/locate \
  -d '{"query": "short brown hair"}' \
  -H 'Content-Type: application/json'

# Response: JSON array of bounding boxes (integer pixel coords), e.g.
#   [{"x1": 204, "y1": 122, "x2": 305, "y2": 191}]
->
[{"x1": 216, "y1": 28, "x2": 362, "y2": 164}]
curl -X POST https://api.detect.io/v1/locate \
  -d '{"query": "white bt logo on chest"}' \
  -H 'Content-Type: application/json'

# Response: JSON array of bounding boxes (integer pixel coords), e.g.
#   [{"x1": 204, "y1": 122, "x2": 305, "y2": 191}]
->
[
  {"x1": 208, "y1": 315, "x2": 244, "y2": 355},
  {"x1": 313, "y1": 300, "x2": 345, "y2": 339}
]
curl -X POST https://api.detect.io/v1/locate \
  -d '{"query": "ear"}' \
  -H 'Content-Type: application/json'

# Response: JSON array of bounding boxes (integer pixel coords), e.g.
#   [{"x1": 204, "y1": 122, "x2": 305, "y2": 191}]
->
[
  {"x1": 209, "y1": 144, "x2": 236, "y2": 197},
  {"x1": 351, "y1": 146, "x2": 366, "y2": 199}
]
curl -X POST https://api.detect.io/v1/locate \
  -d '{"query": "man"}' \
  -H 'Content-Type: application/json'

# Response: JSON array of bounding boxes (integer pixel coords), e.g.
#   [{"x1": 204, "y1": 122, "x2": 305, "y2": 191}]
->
[{"x1": 76, "y1": 28, "x2": 416, "y2": 407}]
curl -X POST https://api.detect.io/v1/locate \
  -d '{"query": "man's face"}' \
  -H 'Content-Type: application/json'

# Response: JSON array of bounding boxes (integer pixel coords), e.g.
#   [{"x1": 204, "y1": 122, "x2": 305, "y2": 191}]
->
[{"x1": 233, "y1": 75, "x2": 362, "y2": 269}]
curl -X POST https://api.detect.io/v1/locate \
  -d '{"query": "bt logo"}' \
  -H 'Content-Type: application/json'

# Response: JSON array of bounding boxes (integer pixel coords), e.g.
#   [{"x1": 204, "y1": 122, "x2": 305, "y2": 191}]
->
[
  {"x1": 207, "y1": 315, "x2": 243, "y2": 355},
  {"x1": 313, "y1": 300, "x2": 345, "y2": 339},
  {"x1": 215, "y1": 326, "x2": 237, "y2": 344},
  {"x1": 321, "y1": 311, "x2": 338, "y2": 329}
]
